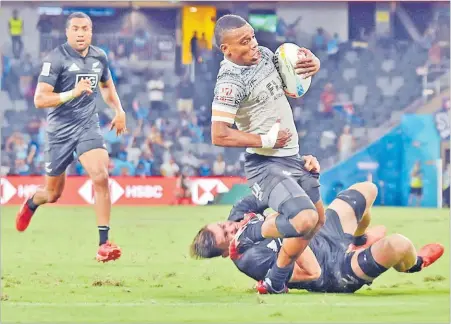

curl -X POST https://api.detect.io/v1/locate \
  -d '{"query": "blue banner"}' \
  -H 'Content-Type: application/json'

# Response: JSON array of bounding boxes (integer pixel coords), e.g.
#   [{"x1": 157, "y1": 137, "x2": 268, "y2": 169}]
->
[{"x1": 321, "y1": 114, "x2": 441, "y2": 207}]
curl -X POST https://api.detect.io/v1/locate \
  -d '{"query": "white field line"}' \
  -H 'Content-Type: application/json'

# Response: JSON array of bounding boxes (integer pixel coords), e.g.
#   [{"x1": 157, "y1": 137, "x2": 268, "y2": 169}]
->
[{"x1": 4, "y1": 300, "x2": 430, "y2": 307}]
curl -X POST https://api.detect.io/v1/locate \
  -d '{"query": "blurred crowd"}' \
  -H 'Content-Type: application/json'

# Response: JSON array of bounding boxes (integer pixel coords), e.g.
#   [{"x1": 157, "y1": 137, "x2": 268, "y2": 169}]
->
[{"x1": 1, "y1": 4, "x2": 450, "y2": 178}]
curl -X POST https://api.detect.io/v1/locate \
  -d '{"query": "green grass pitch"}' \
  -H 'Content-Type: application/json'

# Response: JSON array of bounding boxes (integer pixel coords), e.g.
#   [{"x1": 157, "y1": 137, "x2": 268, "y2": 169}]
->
[{"x1": 1, "y1": 205, "x2": 449, "y2": 323}]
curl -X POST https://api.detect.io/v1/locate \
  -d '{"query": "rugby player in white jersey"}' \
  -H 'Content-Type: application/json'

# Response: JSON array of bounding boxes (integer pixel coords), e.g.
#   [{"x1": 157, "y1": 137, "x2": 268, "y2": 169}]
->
[{"x1": 211, "y1": 15, "x2": 323, "y2": 294}]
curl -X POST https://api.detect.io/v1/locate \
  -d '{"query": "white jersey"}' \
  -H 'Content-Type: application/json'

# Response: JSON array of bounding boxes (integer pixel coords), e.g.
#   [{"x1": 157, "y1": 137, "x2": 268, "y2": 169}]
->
[{"x1": 211, "y1": 46, "x2": 299, "y2": 157}]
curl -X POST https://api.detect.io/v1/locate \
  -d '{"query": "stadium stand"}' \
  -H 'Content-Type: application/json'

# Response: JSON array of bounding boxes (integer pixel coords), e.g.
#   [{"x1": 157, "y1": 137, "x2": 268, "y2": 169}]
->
[{"x1": 1, "y1": 5, "x2": 449, "y2": 177}]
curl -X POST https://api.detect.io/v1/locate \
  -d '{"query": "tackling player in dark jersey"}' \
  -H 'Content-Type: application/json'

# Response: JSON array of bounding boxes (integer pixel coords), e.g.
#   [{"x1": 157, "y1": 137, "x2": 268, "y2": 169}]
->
[
  {"x1": 191, "y1": 181, "x2": 444, "y2": 293},
  {"x1": 16, "y1": 12, "x2": 126, "y2": 263}
]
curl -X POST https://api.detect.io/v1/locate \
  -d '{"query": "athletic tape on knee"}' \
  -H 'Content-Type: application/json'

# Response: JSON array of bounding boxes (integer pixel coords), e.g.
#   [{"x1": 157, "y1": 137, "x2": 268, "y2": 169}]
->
[
  {"x1": 275, "y1": 196, "x2": 317, "y2": 238},
  {"x1": 275, "y1": 215, "x2": 300, "y2": 238},
  {"x1": 280, "y1": 196, "x2": 316, "y2": 220},
  {"x1": 337, "y1": 189, "x2": 367, "y2": 222},
  {"x1": 357, "y1": 247, "x2": 388, "y2": 278}
]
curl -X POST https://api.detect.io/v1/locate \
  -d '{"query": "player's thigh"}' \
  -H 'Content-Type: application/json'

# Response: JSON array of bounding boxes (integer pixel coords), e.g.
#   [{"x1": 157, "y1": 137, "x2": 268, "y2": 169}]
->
[
  {"x1": 328, "y1": 183, "x2": 373, "y2": 235},
  {"x1": 76, "y1": 128, "x2": 109, "y2": 178},
  {"x1": 349, "y1": 236, "x2": 405, "y2": 282},
  {"x1": 335, "y1": 252, "x2": 369, "y2": 293},
  {"x1": 45, "y1": 141, "x2": 76, "y2": 178},
  {"x1": 321, "y1": 209, "x2": 347, "y2": 241},
  {"x1": 265, "y1": 168, "x2": 315, "y2": 215},
  {"x1": 327, "y1": 199, "x2": 358, "y2": 235}
]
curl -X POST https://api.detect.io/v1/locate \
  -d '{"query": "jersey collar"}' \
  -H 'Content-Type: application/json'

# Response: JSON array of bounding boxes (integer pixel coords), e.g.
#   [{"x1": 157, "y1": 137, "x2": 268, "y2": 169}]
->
[
  {"x1": 222, "y1": 56, "x2": 248, "y2": 69},
  {"x1": 64, "y1": 42, "x2": 91, "y2": 58}
]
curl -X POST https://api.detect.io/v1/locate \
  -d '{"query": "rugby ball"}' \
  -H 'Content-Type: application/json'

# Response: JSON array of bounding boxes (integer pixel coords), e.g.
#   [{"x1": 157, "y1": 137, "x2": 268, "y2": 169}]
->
[{"x1": 274, "y1": 43, "x2": 312, "y2": 98}]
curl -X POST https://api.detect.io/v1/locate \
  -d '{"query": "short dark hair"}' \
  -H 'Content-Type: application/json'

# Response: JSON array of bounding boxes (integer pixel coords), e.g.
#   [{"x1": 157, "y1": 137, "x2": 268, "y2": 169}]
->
[
  {"x1": 214, "y1": 14, "x2": 248, "y2": 47},
  {"x1": 190, "y1": 226, "x2": 224, "y2": 259},
  {"x1": 66, "y1": 12, "x2": 92, "y2": 28}
]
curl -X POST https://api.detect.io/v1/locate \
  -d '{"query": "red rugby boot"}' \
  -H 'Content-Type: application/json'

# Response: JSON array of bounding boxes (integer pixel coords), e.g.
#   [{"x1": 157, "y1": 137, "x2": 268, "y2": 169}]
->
[
  {"x1": 96, "y1": 241, "x2": 122, "y2": 262},
  {"x1": 418, "y1": 243, "x2": 444, "y2": 268},
  {"x1": 16, "y1": 194, "x2": 37, "y2": 232}
]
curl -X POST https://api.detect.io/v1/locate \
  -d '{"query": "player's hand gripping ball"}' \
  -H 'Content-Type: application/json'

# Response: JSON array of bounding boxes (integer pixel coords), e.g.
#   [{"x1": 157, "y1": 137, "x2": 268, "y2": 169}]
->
[{"x1": 274, "y1": 43, "x2": 315, "y2": 98}]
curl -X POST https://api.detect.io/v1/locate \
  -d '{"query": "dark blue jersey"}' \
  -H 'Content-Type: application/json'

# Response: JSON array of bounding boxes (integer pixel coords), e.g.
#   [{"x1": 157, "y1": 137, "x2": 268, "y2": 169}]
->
[
  {"x1": 228, "y1": 195, "x2": 268, "y2": 222},
  {"x1": 38, "y1": 43, "x2": 111, "y2": 143},
  {"x1": 229, "y1": 195, "x2": 359, "y2": 292}
]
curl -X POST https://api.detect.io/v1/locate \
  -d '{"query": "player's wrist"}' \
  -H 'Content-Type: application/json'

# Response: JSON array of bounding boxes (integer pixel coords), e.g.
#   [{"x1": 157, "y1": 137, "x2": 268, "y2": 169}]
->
[
  {"x1": 260, "y1": 121, "x2": 280, "y2": 149},
  {"x1": 59, "y1": 90, "x2": 74, "y2": 103},
  {"x1": 260, "y1": 134, "x2": 274, "y2": 149}
]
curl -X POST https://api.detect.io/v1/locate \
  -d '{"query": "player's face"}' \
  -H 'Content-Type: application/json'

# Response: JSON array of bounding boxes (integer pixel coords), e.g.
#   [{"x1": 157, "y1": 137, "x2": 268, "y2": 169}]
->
[
  {"x1": 206, "y1": 221, "x2": 241, "y2": 253},
  {"x1": 66, "y1": 18, "x2": 92, "y2": 52},
  {"x1": 220, "y1": 24, "x2": 261, "y2": 66}
]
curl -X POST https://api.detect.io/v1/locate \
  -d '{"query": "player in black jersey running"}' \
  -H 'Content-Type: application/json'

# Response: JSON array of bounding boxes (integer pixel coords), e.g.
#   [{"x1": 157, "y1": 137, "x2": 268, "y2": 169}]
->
[{"x1": 16, "y1": 12, "x2": 126, "y2": 262}]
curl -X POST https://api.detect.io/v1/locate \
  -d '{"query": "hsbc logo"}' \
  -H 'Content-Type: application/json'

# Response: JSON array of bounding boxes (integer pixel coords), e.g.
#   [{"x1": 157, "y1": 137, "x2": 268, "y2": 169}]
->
[
  {"x1": 1, "y1": 178, "x2": 17, "y2": 204},
  {"x1": 191, "y1": 179, "x2": 230, "y2": 205},
  {"x1": 75, "y1": 74, "x2": 99, "y2": 90},
  {"x1": 125, "y1": 185, "x2": 163, "y2": 199},
  {"x1": 78, "y1": 179, "x2": 124, "y2": 205}
]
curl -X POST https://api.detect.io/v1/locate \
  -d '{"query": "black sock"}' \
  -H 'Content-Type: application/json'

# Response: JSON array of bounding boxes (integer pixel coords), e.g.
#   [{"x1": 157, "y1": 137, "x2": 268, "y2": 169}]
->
[
  {"x1": 98, "y1": 226, "x2": 110, "y2": 246},
  {"x1": 267, "y1": 263, "x2": 292, "y2": 290},
  {"x1": 26, "y1": 197, "x2": 39, "y2": 212},
  {"x1": 353, "y1": 234, "x2": 368, "y2": 246},
  {"x1": 406, "y1": 256, "x2": 423, "y2": 273}
]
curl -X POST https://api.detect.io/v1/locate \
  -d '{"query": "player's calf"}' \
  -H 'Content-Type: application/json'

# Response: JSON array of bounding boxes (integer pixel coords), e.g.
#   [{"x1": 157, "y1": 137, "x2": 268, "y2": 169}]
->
[
  {"x1": 16, "y1": 175, "x2": 66, "y2": 232},
  {"x1": 260, "y1": 197, "x2": 321, "y2": 294},
  {"x1": 349, "y1": 234, "x2": 441, "y2": 283},
  {"x1": 353, "y1": 234, "x2": 416, "y2": 282}
]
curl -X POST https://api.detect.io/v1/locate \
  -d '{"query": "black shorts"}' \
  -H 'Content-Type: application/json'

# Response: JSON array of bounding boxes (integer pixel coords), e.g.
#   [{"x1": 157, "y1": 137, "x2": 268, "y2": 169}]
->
[
  {"x1": 45, "y1": 124, "x2": 106, "y2": 176},
  {"x1": 410, "y1": 187, "x2": 423, "y2": 196},
  {"x1": 244, "y1": 154, "x2": 320, "y2": 213}
]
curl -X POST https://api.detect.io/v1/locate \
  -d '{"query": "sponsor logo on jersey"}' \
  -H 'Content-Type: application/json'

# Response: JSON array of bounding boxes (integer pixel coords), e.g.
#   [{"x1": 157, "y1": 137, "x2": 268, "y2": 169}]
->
[{"x1": 75, "y1": 74, "x2": 99, "y2": 90}]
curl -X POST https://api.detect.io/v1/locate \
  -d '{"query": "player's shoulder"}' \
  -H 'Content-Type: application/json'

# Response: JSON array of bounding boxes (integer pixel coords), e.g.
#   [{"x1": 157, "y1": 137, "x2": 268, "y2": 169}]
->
[
  {"x1": 43, "y1": 44, "x2": 66, "y2": 62},
  {"x1": 216, "y1": 59, "x2": 246, "y2": 87},
  {"x1": 89, "y1": 45, "x2": 108, "y2": 61},
  {"x1": 259, "y1": 46, "x2": 274, "y2": 58}
]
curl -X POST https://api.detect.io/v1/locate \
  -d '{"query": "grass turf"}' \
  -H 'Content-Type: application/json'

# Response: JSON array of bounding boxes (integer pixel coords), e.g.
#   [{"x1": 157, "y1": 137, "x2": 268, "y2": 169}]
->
[{"x1": 1, "y1": 205, "x2": 449, "y2": 323}]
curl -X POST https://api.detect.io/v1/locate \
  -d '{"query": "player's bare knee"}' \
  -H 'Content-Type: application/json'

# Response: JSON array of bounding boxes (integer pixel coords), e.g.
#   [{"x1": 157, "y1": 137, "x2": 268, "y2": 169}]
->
[
  {"x1": 90, "y1": 170, "x2": 109, "y2": 189},
  {"x1": 291, "y1": 209, "x2": 319, "y2": 235},
  {"x1": 386, "y1": 234, "x2": 414, "y2": 258},
  {"x1": 350, "y1": 181, "x2": 377, "y2": 208},
  {"x1": 274, "y1": 196, "x2": 318, "y2": 238}
]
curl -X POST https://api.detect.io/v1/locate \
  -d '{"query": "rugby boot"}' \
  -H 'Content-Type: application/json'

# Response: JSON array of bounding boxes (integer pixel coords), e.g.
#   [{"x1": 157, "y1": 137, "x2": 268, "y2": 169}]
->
[
  {"x1": 418, "y1": 243, "x2": 444, "y2": 268},
  {"x1": 96, "y1": 241, "x2": 122, "y2": 262},
  {"x1": 16, "y1": 193, "x2": 37, "y2": 232},
  {"x1": 256, "y1": 278, "x2": 289, "y2": 294}
]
